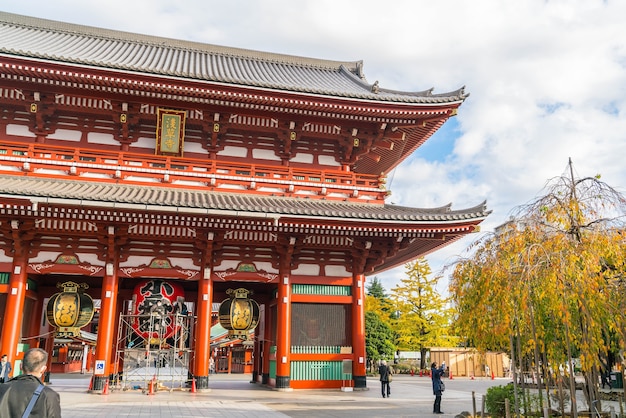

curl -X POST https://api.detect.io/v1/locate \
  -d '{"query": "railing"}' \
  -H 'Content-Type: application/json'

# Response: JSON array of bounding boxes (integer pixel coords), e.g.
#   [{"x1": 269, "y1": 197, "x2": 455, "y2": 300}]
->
[
  {"x1": 291, "y1": 346, "x2": 346, "y2": 354},
  {"x1": 291, "y1": 360, "x2": 347, "y2": 381},
  {"x1": 291, "y1": 284, "x2": 352, "y2": 296},
  {"x1": 0, "y1": 141, "x2": 387, "y2": 202}
]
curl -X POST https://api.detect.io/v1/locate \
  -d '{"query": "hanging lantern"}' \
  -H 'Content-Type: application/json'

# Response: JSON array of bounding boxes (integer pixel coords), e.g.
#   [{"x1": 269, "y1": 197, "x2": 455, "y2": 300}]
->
[
  {"x1": 130, "y1": 279, "x2": 186, "y2": 344},
  {"x1": 46, "y1": 281, "x2": 95, "y2": 337},
  {"x1": 218, "y1": 288, "x2": 260, "y2": 340}
]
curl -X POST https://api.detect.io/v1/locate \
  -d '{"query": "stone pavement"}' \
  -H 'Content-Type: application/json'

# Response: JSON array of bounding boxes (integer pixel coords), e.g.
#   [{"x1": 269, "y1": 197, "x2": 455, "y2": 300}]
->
[
  {"x1": 52, "y1": 373, "x2": 506, "y2": 417},
  {"x1": 50, "y1": 373, "x2": 624, "y2": 417}
]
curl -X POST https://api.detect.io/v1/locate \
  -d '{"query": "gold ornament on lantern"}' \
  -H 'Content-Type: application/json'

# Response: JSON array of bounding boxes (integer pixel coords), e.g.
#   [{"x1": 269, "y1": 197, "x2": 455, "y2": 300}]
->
[
  {"x1": 46, "y1": 281, "x2": 95, "y2": 337},
  {"x1": 218, "y1": 288, "x2": 260, "y2": 340}
]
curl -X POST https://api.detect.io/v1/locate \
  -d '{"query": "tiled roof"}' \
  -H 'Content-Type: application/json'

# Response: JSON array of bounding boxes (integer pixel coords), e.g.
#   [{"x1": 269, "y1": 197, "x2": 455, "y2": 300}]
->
[
  {"x1": 0, "y1": 175, "x2": 489, "y2": 223},
  {"x1": 0, "y1": 12, "x2": 467, "y2": 104}
]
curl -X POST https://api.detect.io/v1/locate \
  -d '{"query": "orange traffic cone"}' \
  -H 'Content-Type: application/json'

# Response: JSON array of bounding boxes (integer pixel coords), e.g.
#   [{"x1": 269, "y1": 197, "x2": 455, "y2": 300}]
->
[
  {"x1": 449, "y1": 370, "x2": 454, "y2": 380},
  {"x1": 191, "y1": 378, "x2": 197, "y2": 393},
  {"x1": 148, "y1": 377, "x2": 155, "y2": 395},
  {"x1": 491, "y1": 371, "x2": 495, "y2": 380},
  {"x1": 102, "y1": 379, "x2": 109, "y2": 395}
]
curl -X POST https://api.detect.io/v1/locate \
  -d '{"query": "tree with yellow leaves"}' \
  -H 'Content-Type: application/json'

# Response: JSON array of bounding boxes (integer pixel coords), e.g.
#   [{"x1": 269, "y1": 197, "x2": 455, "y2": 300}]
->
[
  {"x1": 450, "y1": 160, "x2": 626, "y2": 417},
  {"x1": 391, "y1": 258, "x2": 454, "y2": 371},
  {"x1": 365, "y1": 277, "x2": 396, "y2": 370}
]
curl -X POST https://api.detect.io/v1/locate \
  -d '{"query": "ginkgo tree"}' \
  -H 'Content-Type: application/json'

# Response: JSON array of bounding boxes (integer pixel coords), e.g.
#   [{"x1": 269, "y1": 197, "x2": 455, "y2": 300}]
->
[
  {"x1": 390, "y1": 258, "x2": 454, "y2": 371},
  {"x1": 365, "y1": 276, "x2": 395, "y2": 322},
  {"x1": 365, "y1": 277, "x2": 396, "y2": 370},
  {"x1": 450, "y1": 161, "x2": 626, "y2": 417}
]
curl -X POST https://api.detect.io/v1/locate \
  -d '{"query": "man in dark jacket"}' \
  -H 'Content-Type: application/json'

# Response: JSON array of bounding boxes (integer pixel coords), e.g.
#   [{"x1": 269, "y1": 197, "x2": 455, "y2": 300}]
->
[
  {"x1": 431, "y1": 360, "x2": 446, "y2": 414},
  {"x1": 0, "y1": 348, "x2": 61, "y2": 417},
  {"x1": 378, "y1": 360, "x2": 391, "y2": 398},
  {"x1": 0, "y1": 354, "x2": 12, "y2": 383}
]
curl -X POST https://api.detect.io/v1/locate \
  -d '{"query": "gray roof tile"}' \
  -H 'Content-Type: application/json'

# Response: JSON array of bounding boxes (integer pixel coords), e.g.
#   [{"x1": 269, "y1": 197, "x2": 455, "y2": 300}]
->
[
  {"x1": 0, "y1": 12, "x2": 467, "y2": 104},
  {"x1": 0, "y1": 175, "x2": 489, "y2": 223}
]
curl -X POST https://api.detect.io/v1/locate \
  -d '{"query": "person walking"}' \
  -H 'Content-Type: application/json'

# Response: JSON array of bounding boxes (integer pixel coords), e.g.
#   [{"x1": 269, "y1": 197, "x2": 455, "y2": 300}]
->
[
  {"x1": 0, "y1": 348, "x2": 61, "y2": 417},
  {"x1": 379, "y1": 360, "x2": 392, "y2": 398},
  {"x1": 0, "y1": 355, "x2": 12, "y2": 383},
  {"x1": 601, "y1": 369, "x2": 611, "y2": 389},
  {"x1": 431, "y1": 360, "x2": 446, "y2": 414},
  {"x1": 209, "y1": 356, "x2": 215, "y2": 375}
]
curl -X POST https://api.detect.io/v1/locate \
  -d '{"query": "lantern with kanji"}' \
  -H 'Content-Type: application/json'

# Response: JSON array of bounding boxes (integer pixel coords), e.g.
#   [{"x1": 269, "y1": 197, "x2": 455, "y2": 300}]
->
[
  {"x1": 130, "y1": 279, "x2": 186, "y2": 344},
  {"x1": 218, "y1": 288, "x2": 260, "y2": 340},
  {"x1": 46, "y1": 281, "x2": 95, "y2": 337}
]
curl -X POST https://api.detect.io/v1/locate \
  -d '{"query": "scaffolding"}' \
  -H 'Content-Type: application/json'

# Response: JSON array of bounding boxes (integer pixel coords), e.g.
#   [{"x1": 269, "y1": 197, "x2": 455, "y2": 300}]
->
[{"x1": 113, "y1": 312, "x2": 195, "y2": 391}]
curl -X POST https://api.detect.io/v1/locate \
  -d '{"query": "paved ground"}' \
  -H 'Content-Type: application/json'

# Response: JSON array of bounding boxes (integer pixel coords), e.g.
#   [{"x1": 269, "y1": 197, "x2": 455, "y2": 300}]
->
[
  {"x1": 52, "y1": 373, "x2": 500, "y2": 417},
  {"x1": 49, "y1": 373, "x2": 623, "y2": 417}
]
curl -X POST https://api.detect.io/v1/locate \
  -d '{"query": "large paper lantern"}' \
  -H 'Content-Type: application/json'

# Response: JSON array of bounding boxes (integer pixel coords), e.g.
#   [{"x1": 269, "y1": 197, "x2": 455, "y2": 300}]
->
[
  {"x1": 46, "y1": 281, "x2": 95, "y2": 337},
  {"x1": 218, "y1": 288, "x2": 260, "y2": 340},
  {"x1": 131, "y1": 279, "x2": 186, "y2": 343}
]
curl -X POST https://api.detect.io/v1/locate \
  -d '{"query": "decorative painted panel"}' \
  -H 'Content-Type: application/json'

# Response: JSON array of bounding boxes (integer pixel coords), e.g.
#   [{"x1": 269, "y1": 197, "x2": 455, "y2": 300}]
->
[{"x1": 292, "y1": 284, "x2": 351, "y2": 296}]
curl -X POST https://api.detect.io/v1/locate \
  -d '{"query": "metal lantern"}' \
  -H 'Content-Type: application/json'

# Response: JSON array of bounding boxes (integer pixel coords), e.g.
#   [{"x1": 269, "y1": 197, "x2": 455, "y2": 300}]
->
[
  {"x1": 46, "y1": 281, "x2": 95, "y2": 337},
  {"x1": 218, "y1": 288, "x2": 260, "y2": 340},
  {"x1": 130, "y1": 279, "x2": 186, "y2": 344}
]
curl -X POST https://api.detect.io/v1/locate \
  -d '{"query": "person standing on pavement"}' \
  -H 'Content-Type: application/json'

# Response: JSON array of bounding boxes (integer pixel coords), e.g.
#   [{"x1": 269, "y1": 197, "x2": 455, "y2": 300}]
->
[
  {"x1": 209, "y1": 356, "x2": 215, "y2": 375},
  {"x1": 431, "y1": 360, "x2": 446, "y2": 414},
  {"x1": 0, "y1": 355, "x2": 12, "y2": 383},
  {"x1": 379, "y1": 360, "x2": 392, "y2": 398},
  {"x1": 0, "y1": 348, "x2": 61, "y2": 417}
]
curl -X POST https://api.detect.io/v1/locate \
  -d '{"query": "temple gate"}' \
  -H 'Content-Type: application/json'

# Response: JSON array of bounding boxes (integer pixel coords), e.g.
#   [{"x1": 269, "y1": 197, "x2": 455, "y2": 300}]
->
[{"x1": 0, "y1": 11, "x2": 489, "y2": 391}]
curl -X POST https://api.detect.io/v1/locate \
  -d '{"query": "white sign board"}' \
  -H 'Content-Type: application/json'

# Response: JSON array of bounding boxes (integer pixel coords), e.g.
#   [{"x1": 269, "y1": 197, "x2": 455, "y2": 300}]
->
[{"x1": 95, "y1": 360, "x2": 105, "y2": 375}]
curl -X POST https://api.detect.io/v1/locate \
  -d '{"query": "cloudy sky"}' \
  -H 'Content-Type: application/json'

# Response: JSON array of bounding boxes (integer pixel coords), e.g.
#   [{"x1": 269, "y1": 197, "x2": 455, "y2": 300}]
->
[{"x1": 2, "y1": 0, "x2": 625, "y2": 292}]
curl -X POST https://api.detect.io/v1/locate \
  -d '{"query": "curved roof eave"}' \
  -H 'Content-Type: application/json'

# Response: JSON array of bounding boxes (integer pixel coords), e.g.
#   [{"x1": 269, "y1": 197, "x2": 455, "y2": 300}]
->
[
  {"x1": 0, "y1": 11, "x2": 469, "y2": 105},
  {"x1": 0, "y1": 176, "x2": 490, "y2": 225}
]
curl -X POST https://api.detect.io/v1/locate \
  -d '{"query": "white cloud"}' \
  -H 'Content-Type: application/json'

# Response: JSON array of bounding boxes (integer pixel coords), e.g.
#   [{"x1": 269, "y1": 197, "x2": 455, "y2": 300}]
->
[{"x1": 4, "y1": 0, "x2": 625, "y2": 292}]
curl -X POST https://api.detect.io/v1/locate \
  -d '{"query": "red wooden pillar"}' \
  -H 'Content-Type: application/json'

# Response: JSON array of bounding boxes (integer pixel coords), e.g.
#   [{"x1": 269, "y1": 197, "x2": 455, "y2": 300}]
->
[
  {"x1": 227, "y1": 345, "x2": 232, "y2": 374},
  {"x1": 112, "y1": 293, "x2": 125, "y2": 377},
  {"x1": 352, "y1": 273, "x2": 367, "y2": 389},
  {"x1": 275, "y1": 274, "x2": 291, "y2": 389},
  {"x1": 193, "y1": 266, "x2": 212, "y2": 390},
  {"x1": 87, "y1": 346, "x2": 95, "y2": 373},
  {"x1": 44, "y1": 332, "x2": 55, "y2": 380},
  {"x1": 261, "y1": 303, "x2": 271, "y2": 384},
  {"x1": 27, "y1": 295, "x2": 45, "y2": 349},
  {"x1": 251, "y1": 302, "x2": 264, "y2": 383},
  {"x1": 0, "y1": 253, "x2": 28, "y2": 365},
  {"x1": 92, "y1": 261, "x2": 119, "y2": 391},
  {"x1": 59, "y1": 345, "x2": 68, "y2": 364},
  {"x1": 34, "y1": 300, "x2": 53, "y2": 383}
]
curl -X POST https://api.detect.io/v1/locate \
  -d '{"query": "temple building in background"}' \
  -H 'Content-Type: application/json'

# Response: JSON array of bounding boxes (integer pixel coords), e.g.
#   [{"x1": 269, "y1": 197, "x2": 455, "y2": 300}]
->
[{"x1": 0, "y1": 11, "x2": 489, "y2": 391}]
